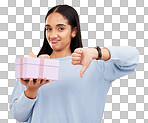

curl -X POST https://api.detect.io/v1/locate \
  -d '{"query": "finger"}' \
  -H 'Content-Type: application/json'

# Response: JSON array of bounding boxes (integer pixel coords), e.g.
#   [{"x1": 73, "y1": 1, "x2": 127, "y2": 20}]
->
[
  {"x1": 71, "y1": 53, "x2": 81, "y2": 57},
  {"x1": 71, "y1": 56, "x2": 81, "y2": 61},
  {"x1": 40, "y1": 77, "x2": 47, "y2": 86},
  {"x1": 36, "y1": 76, "x2": 42, "y2": 86},
  {"x1": 71, "y1": 60, "x2": 81, "y2": 65},
  {"x1": 46, "y1": 79, "x2": 52, "y2": 83},
  {"x1": 19, "y1": 78, "x2": 27, "y2": 86},
  {"x1": 29, "y1": 78, "x2": 34, "y2": 87},
  {"x1": 39, "y1": 54, "x2": 50, "y2": 59},
  {"x1": 80, "y1": 65, "x2": 88, "y2": 78},
  {"x1": 28, "y1": 52, "x2": 33, "y2": 57},
  {"x1": 74, "y1": 48, "x2": 83, "y2": 54},
  {"x1": 28, "y1": 52, "x2": 37, "y2": 58},
  {"x1": 32, "y1": 52, "x2": 37, "y2": 58}
]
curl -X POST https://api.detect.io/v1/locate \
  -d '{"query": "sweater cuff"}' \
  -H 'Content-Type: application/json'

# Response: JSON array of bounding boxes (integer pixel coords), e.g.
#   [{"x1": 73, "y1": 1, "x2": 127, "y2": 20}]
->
[
  {"x1": 104, "y1": 46, "x2": 120, "y2": 63},
  {"x1": 18, "y1": 90, "x2": 38, "y2": 108}
]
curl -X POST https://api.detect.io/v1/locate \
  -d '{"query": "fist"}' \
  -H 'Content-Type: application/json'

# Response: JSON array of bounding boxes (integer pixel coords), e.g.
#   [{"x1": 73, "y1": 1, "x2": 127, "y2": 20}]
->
[{"x1": 71, "y1": 48, "x2": 93, "y2": 78}]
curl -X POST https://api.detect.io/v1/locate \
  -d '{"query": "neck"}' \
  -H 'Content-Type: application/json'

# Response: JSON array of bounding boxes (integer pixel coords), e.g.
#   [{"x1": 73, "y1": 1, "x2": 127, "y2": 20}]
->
[{"x1": 50, "y1": 48, "x2": 72, "y2": 59}]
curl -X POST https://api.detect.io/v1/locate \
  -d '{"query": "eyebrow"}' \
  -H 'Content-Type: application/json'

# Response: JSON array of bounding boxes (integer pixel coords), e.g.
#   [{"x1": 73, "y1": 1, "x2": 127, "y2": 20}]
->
[{"x1": 45, "y1": 24, "x2": 66, "y2": 27}]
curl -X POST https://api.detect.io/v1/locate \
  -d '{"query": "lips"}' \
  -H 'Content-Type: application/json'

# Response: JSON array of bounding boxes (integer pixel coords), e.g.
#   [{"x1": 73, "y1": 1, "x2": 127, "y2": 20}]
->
[{"x1": 51, "y1": 40, "x2": 60, "y2": 43}]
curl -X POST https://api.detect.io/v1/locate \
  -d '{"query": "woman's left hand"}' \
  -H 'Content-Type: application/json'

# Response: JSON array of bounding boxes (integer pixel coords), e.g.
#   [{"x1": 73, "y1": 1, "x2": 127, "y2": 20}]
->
[
  {"x1": 29, "y1": 52, "x2": 50, "y2": 59},
  {"x1": 71, "y1": 48, "x2": 98, "y2": 78}
]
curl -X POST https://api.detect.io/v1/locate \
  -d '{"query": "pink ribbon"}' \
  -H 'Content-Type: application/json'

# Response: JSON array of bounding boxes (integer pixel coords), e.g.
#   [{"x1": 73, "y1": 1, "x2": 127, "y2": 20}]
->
[
  {"x1": 20, "y1": 58, "x2": 23, "y2": 78},
  {"x1": 39, "y1": 58, "x2": 44, "y2": 78},
  {"x1": 20, "y1": 58, "x2": 45, "y2": 79}
]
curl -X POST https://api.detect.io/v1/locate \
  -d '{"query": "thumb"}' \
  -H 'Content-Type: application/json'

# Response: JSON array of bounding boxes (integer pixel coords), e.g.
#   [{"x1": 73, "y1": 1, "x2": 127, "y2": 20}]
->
[
  {"x1": 29, "y1": 52, "x2": 37, "y2": 58},
  {"x1": 39, "y1": 54, "x2": 50, "y2": 59},
  {"x1": 80, "y1": 65, "x2": 88, "y2": 78}
]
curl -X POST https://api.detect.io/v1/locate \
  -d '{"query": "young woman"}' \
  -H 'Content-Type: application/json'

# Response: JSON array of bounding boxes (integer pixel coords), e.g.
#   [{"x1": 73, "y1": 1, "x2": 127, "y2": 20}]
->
[{"x1": 10, "y1": 5, "x2": 139, "y2": 123}]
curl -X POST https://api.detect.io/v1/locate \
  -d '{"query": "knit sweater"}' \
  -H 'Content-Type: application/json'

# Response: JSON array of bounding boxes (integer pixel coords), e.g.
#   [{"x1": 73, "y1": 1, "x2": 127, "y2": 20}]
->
[{"x1": 9, "y1": 46, "x2": 139, "y2": 123}]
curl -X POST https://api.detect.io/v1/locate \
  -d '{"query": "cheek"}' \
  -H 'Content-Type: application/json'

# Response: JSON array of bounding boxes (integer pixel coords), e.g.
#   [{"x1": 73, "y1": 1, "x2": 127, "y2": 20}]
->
[
  {"x1": 46, "y1": 31, "x2": 48, "y2": 38},
  {"x1": 61, "y1": 31, "x2": 72, "y2": 41},
  {"x1": 46, "y1": 32, "x2": 50, "y2": 40}
]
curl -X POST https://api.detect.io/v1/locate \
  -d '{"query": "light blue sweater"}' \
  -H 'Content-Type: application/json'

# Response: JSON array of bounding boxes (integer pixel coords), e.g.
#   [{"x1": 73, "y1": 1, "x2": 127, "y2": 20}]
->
[{"x1": 9, "y1": 46, "x2": 139, "y2": 123}]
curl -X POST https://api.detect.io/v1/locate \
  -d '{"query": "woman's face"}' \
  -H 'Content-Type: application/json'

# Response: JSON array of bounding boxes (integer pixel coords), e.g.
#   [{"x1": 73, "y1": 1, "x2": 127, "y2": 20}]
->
[{"x1": 45, "y1": 12, "x2": 76, "y2": 51}]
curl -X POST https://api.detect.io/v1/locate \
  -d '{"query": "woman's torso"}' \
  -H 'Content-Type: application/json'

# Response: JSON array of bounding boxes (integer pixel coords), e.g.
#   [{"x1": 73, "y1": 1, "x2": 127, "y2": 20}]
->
[{"x1": 26, "y1": 57, "x2": 110, "y2": 123}]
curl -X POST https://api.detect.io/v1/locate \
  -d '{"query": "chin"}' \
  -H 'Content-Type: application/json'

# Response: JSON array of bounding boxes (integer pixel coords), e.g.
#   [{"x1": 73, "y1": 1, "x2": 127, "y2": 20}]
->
[{"x1": 51, "y1": 46, "x2": 62, "y2": 51}]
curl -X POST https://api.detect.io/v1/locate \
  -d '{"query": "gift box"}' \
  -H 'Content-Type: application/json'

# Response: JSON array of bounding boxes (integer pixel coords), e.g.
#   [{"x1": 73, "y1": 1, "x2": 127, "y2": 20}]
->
[{"x1": 15, "y1": 57, "x2": 60, "y2": 81}]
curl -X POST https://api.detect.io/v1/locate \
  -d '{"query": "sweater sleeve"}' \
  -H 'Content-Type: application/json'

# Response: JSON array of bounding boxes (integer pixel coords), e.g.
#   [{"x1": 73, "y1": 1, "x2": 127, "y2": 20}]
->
[
  {"x1": 98, "y1": 46, "x2": 139, "y2": 83},
  {"x1": 9, "y1": 79, "x2": 38, "y2": 122}
]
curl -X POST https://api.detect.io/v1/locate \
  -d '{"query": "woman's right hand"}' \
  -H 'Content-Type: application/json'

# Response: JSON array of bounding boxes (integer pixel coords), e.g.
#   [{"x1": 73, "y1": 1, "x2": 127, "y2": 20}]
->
[
  {"x1": 19, "y1": 77, "x2": 52, "y2": 99},
  {"x1": 19, "y1": 52, "x2": 52, "y2": 99},
  {"x1": 20, "y1": 76, "x2": 52, "y2": 90}
]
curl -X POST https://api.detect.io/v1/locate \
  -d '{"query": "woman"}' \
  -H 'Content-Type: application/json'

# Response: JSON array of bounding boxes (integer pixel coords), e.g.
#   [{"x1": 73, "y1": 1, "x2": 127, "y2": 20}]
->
[{"x1": 10, "y1": 5, "x2": 139, "y2": 123}]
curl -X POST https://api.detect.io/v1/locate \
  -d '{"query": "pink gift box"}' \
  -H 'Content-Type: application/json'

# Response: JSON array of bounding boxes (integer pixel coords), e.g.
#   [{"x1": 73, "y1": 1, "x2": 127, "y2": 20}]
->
[{"x1": 15, "y1": 57, "x2": 60, "y2": 81}]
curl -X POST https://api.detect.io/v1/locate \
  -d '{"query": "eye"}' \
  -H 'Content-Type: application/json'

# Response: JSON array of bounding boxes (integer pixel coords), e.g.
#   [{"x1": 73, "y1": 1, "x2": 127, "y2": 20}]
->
[
  {"x1": 58, "y1": 28, "x2": 64, "y2": 31},
  {"x1": 45, "y1": 28, "x2": 51, "y2": 31}
]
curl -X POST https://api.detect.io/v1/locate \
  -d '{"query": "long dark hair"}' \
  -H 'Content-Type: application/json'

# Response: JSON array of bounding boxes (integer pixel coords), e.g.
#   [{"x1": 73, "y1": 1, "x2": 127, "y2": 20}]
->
[{"x1": 37, "y1": 4, "x2": 83, "y2": 57}]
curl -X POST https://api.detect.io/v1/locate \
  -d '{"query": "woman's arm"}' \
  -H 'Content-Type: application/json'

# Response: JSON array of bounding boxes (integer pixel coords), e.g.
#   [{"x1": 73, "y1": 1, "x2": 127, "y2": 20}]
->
[
  {"x1": 9, "y1": 79, "x2": 38, "y2": 122},
  {"x1": 89, "y1": 47, "x2": 111, "y2": 61},
  {"x1": 71, "y1": 46, "x2": 139, "y2": 80},
  {"x1": 95, "y1": 46, "x2": 139, "y2": 83}
]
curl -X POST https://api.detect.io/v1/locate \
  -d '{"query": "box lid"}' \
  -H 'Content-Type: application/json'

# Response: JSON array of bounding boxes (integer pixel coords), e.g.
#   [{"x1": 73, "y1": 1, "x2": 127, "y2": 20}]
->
[{"x1": 15, "y1": 57, "x2": 60, "y2": 67}]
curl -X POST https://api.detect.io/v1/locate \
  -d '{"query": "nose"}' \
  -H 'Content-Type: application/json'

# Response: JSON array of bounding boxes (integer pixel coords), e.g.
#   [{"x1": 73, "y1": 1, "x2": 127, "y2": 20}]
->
[{"x1": 50, "y1": 30, "x2": 58, "y2": 39}]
